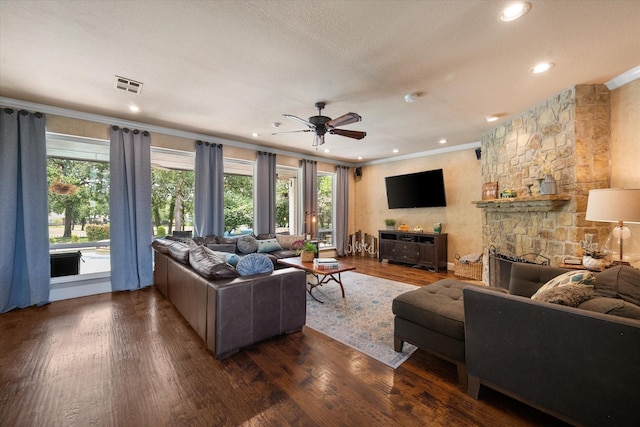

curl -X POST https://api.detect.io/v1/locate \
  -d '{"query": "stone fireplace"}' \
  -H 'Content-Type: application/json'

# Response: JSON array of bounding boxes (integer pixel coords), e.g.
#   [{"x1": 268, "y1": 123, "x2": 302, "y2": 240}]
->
[{"x1": 477, "y1": 84, "x2": 612, "y2": 283}]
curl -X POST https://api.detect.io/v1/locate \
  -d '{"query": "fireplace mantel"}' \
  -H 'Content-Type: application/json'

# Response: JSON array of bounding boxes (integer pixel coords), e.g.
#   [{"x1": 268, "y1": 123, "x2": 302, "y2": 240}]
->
[{"x1": 472, "y1": 195, "x2": 571, "y2": 212}]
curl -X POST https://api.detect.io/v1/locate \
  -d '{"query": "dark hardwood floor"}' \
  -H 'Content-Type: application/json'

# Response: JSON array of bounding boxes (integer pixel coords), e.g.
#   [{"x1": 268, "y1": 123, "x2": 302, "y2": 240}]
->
[{"x1": 0, "y1": 257, "x2": 567, "y2": 426}]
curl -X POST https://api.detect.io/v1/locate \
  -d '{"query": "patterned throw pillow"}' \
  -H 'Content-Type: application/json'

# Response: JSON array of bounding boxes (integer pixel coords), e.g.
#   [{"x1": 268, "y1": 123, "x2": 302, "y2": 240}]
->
[
  {"x1": 257, "y1": 238, "x2": 283, "y2": 253},
  {"x1": 531, "y1": 284, "x2": 595, "y2": 306},
  {"x1": 276, "y1": 234, "x2": 306, "y2": 250},
  {"x1": 236, "y1": 253, "x2": 274, "y2": 276},
  {"x1": 531, "y1": 270, "x2": 596, "y2": 300}
]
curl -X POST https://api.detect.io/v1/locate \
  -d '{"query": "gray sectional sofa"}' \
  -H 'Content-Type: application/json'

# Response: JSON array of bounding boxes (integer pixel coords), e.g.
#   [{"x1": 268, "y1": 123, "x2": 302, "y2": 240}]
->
[
  {"x1": 463, "y1": 263, "x2": 640, "y2": 426},
  {"x1": 153, "y1": 245, "x2": 307, "y2": 359}
]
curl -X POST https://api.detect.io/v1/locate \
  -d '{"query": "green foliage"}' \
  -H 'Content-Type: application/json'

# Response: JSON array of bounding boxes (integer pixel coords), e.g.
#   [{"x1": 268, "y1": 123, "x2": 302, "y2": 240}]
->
[
  {"x1": 301, "y1": 241, "x2": 318, "y2": 254},
  {"x1": 384, "y1": 218, "x2": 396, "y2": 226},
  {"x1": 156, "y1": 226, "x2": 167, "y2": 236},
  {"x1": 275, "y1": 179, "x2": 290, "y2": 228},
  {"x1": 151, "y1": 169, "x2": 194, "y2": 234},
  {"x1": 317, "y1": 175, "x2": 333, "y2": 230},
  {"x1": 71, "y1": 235, "x2": 79, "y2": 243},
  {"x1": 85, "y1": 224, "x2": 110, "y2": 241},
  {"x1": 47, "y1": 158, "x2": 110, "y2": 238},
  {"x1": 224, "y1": 174, "x2": 253, "y2": 232}
]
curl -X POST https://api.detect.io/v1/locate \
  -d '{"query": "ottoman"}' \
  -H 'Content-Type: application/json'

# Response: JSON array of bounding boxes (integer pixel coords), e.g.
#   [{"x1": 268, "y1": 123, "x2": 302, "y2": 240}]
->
[{"x1": 392, "y1": 278, "x2": 502, "y2": 384}]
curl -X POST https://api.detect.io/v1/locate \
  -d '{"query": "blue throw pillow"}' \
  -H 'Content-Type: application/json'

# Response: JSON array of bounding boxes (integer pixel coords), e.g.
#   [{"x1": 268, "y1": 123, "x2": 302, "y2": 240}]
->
[
  {"x1": 236, "y1": 253, "x2": 274, "y2": 276},
  {"x1": 257, "y1": 238, "x2": 283, "y2": 253}
]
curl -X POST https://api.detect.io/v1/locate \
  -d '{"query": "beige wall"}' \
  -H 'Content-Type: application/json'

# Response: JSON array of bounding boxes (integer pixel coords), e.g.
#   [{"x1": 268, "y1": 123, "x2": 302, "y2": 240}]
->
[
  {"x1": 610, "y1": 78, "x2": 640, "y2": 188},
  {"x1": 352, "y1": 149, "x2": 483, "y2": 263},
  {"x1": 610, "y1": 77, "x2": 640, "y2": 244}
]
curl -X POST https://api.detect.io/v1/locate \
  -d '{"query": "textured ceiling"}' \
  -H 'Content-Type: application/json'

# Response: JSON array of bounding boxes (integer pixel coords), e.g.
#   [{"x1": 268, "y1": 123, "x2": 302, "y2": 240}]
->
[{"x1": 1, "y1": 0, "x2": 639, "y2": 164}]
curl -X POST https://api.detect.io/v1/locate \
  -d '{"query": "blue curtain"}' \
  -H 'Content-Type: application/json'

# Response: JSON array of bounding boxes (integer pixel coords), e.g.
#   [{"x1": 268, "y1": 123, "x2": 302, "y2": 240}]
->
[
  {"x1": 256, "y1": 151, "x2": 276, "y2": 235},
  {"x1": 0, "y1": 108, "x2": 50, "y2": 312},
  {"x1": 335, "y1": 165, "x2": 350, "y2": 256},
  {"x1": 301, "y1": 159, "x2": 317, "y2": 238},
  {"x1": 194, "y1": 141, "x2": 224, "y2": 237},
  {"x1": 109, "y1": 126, "x2": 153, "y2": 291}
]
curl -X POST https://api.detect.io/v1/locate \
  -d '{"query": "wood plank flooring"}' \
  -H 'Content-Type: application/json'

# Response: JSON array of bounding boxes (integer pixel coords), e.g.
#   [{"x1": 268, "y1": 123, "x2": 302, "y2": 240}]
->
[{"x1": 0, "y1": 258, "x2": 567, "y2": 426}]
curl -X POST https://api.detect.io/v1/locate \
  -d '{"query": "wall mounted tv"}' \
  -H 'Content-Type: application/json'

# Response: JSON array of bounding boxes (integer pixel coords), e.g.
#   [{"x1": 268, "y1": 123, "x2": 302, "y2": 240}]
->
[{"x1": 385, "y1": 169, "x2": 447, "y2": 209}]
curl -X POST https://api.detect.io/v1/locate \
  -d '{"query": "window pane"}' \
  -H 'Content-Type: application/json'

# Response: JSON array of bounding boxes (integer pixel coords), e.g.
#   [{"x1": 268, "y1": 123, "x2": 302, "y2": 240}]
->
[
  {"x1": 317, "y1": 174, "x2": 334, "y2": 248},
  {"x1": 276, "y1": 166, "x2": 299, "y2": 235},
  {"x1": 224, "y1": 160, "x2": 254, "y2": 235},
  {"x1": 151, "y1": 168, "x2": 195, "y2": 237},
  {"x1": 48, "y1": 157, "x2": 111, "y2": 275}
]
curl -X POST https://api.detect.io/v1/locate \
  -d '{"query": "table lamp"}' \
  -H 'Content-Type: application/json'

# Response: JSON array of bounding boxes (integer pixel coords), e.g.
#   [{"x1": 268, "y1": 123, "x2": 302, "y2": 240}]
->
[{"x1": 585, "y1": 188, "x2": 640, "y2": 265}]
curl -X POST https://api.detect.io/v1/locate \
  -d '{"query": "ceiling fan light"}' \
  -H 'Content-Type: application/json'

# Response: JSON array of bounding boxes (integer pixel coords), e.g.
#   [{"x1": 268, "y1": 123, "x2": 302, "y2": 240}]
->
[{"x1": 313, "y1": 134, "x2": 325, "y2": 147}]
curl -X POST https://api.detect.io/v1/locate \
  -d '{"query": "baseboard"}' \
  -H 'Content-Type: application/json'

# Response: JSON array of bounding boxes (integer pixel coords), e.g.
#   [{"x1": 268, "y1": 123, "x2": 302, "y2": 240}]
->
[{"x1": 50, "y1": 274, "x2": 111, "y2": 301}]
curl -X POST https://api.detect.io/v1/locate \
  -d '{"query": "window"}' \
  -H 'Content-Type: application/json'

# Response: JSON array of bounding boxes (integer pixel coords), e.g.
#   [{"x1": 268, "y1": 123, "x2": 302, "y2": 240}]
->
[
  {"x1": 47, "y1": 133, "x2": 111, "y2": 276},
  {"x1": 276, "y1": 166, "x2": 300, "y2": 235},
  {"x1": 224, "y1": 159, "x2": 254, "y2": 235},
  {"x1": 317, "y1": 173, "x2": 335, "y2": 249}
]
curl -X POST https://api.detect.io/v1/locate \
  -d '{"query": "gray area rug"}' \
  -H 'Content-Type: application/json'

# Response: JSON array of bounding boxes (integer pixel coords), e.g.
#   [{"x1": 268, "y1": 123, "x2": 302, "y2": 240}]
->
[{"x1": 305, "y1": 271, "x2": 419, "y2": 369}]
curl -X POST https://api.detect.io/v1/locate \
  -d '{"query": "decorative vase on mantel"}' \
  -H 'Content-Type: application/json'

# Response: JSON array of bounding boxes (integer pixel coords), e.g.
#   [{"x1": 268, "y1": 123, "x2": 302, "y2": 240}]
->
[{"x1": 540, "y1": 175, "x2": 558, "y2": 195}]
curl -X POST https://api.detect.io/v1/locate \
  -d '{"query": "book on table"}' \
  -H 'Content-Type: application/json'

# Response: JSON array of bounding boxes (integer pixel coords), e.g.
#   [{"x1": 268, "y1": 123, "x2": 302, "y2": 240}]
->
[{"x1": 313, "y1": 258, "x2": 339, "y2": 269}]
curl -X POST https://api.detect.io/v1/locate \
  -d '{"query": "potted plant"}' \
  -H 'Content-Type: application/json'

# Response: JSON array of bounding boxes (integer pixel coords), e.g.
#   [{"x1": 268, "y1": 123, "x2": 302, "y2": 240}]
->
[
  {"x1": 384, "y1": 218, "x2": 396, "y2": 230},
  {"x1": 297, "y1": 241, "x2": 318, "y2": 262}
]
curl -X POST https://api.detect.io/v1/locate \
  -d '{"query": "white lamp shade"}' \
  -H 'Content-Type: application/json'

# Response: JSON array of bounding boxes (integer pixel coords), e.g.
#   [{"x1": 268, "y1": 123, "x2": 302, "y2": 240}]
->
[{"x1": 585, "y1": 188, "x2": 640, "y2": 223}]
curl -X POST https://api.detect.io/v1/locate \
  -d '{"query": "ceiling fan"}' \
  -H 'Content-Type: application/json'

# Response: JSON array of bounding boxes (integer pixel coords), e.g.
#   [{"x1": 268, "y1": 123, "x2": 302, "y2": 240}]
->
[{"x1": 274, "y1": 102, "x2": 366, "y2": 148}]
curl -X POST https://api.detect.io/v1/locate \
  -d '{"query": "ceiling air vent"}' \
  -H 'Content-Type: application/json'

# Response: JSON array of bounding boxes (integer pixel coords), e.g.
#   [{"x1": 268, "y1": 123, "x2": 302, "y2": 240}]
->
[{"x1": 114, "y1": 76, "x2": 143, "y2": 94}]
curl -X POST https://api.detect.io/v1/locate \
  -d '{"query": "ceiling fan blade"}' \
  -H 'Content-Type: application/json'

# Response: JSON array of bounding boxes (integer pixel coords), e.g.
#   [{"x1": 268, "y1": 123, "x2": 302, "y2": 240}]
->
[
  {"x1": 329, "y1": 129, "x2": 367, "y2": 140},
  {"x1": 271, "y1": 129, "x2": 312, "y2": 135},
  {"x1": 283, "y1": 114, "x2": 315, "y2": 129},
  {"x1": 325, "y1": 112, "x2": 361, "y2": 129}
]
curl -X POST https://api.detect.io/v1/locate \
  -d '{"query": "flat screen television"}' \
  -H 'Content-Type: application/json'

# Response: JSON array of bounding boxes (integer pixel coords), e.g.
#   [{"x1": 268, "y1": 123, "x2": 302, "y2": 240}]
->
[{"x1": 385, "y1": 169, "x2": 447, "y2": 209}]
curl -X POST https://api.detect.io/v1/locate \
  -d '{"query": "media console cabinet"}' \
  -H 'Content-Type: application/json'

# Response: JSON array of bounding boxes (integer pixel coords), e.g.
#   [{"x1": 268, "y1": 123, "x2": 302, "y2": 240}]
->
[{"x1": 378, "y1": 230, "x2": 448, "y2": 272}]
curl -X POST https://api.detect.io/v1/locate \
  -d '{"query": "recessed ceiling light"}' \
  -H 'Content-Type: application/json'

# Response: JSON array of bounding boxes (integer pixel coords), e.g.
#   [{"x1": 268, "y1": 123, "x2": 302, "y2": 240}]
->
[
  {"x1": 129, "y1": 105, "x2": 140, "y2": 113},
  {"x1": 486, "y1": 115, "x2": 499, "y2": 122},
  {"x1": 324, "y1": 149, "x2": 330, "y2": 153},
  {"x1": 498, "y1": 2, "x2": 531, "y2": 22},
  {"x1": 439, "y1": 139, "x2": 448, "y2": 144},
  {"x1": 530, "y1": 62, "x2": 554, "y2": 74},
  {"x1": 251, "y1": 132, "x2": 259, "y2": 138},
  {"x1": 404, "y1": 93, "x2": 419, "y2": 103},
  {"x1": 393, "y1": 149, "x2": 399, "y2": 153},
  {"x1": 357, "y1": 156, "x2": 363, "y2": 160}
]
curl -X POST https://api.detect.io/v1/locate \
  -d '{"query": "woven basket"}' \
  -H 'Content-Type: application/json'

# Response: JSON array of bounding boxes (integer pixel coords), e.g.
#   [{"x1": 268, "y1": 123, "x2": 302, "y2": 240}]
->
[{"x1": 453, "y1": 255, "x2": 482, "y2": 280}]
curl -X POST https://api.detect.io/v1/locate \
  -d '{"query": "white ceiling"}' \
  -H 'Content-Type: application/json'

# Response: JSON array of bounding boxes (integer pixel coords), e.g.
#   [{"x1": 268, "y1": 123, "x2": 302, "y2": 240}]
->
[{"x1": 1, "y1": 0, "x2": 639, "y2": 164}]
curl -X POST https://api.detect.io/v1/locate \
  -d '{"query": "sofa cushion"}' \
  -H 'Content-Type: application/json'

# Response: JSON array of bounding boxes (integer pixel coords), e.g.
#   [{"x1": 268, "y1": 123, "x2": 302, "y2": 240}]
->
[
  {"x1": 151, "y1": 238, "x2": 172, "y2": 254},
  {"x1": 206, "y1": 243, "x2": 237, "y2": 253},
  {"x1": 531, "y1": 270, "x2": 596, "y2": 299},
  {"x1": 167, "y1": 241, "x2": 192, "y2": 264},
  {"x1": 236, "y1": 253, "x2": 274, "y2": 276},
  {"x1": 531, "y1": 284, "x2": 595, "y2": 307},
  {"x1": 275, "y1": 234, "x2": 306, "y2": 250},
  {"x1": 256, "y1": 233, "x2": 276, "y2": 240},
  {"x1": 236, "y1": 235, "x2": 258, "y2": 254},
  {"x1": 188, "y1": 246, "x2": 238, "y2": 280},
  {"x1": 257, "y1": 238, "x2": 282, "y2": 253},
  {"x1": 594, "y1": 265, "x2": 640, "y2": 306},
  {"x1": 578, "y1": 296, "x2": 640, "y2": 320}
]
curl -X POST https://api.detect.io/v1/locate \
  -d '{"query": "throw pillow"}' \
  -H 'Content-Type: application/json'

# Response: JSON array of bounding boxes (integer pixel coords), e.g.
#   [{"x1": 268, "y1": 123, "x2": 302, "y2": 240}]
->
[
  {"x1": 151, "y1": 238, "x2": 172, "y2": 254},
  {"x1": 276, "y1": 234, "x2": 306, "y2": 250},
  {"x1": 531, "y1": 270, "x2": 596, "y2": 299},
  {"x1": 531, "y1": 284, "x2": 595, "y2": 307},
  {"x1": 236, "y1": 253, "x2": 274, "y2": 276},
  {"x1": 188, "y1": 246, "x2": 238, "y2": 280},
  {"x1": 256, "y1": 233, "x2": 276, "y2": 240},
  {"x1": 593, "y1": 265, "x2": 640, "y2": 307},
  {"x1": 236, "y1": 235, "x2": 258, "y2": 254},
  {"x1": 167, "y1": 241, "x2": 191, "y2": 264},
  {"x1": 257, "y1": 238, "x2": 283, "y2": 253}
]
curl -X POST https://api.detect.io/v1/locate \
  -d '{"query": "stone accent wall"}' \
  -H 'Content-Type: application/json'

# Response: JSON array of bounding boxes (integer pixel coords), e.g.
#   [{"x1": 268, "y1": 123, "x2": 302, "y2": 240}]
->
[{"x1": 480, "y1": 84, "x2": 611, "y2": 271}]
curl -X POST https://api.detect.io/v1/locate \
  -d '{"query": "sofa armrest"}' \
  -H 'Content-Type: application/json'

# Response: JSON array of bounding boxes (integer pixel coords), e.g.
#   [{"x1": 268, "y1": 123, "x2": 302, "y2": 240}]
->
[{"x1": 463, "y1": 286, "x2": 640, "y2": 426}]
